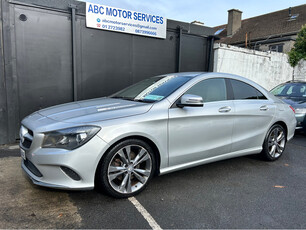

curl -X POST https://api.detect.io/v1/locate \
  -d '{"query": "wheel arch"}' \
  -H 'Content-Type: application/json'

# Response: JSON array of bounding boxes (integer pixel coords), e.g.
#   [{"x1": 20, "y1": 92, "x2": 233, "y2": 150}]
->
[
  {"x1": 94, "y1": 135, "x2": 161, "y2": 185},
  {"x1": 272, "y1": 121, "x2": 288, "y2": 138},
  {"x1": 261, "y1": 121, "x2": 288, "y2": 147}
]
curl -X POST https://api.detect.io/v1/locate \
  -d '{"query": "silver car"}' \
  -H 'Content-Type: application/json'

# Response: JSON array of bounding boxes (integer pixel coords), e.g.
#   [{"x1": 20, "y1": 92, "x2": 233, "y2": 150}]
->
[{"x1": 20, "y1": 72, "x2": 296, "y2": 198}]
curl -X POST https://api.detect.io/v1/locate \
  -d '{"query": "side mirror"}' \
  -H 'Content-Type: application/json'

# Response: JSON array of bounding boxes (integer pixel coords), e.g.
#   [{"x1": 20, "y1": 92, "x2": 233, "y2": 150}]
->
[{"x1": 177, "y1": 94, "x2": 204, "y2": 108}]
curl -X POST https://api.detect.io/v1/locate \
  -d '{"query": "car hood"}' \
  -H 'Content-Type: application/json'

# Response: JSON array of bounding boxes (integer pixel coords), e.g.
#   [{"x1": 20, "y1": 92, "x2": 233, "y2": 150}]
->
[
  {"x1": 36, "y1": 97, "x2": 153, "y2": 123},
  {"x1": 277, "y1": 96, "x2": 306, "y2": 109}
]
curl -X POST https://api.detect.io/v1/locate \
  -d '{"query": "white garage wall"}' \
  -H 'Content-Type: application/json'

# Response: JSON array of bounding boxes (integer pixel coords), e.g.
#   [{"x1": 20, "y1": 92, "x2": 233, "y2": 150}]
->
[
  {"x1": 294, "y1": 61, "x2": 306, "y2": 81},
  {"x1": 213, "y1": 43, "x2": 306, "y2": 90}
]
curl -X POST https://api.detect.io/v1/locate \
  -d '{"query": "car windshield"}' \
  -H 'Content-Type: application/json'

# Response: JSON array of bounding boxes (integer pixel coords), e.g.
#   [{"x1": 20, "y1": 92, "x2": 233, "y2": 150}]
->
[
  {"x1": 270, "y1": 83, "x2": 306, "y2": 98},
  {"x1": 111, "y1": 75, "x2": 192, "y2": 103}
]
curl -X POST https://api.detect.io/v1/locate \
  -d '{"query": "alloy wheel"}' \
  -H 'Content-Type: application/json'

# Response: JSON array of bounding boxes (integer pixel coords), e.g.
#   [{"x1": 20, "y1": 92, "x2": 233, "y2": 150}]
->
[
  {"x1": 267, "y1": 127, "x2": 286, "y2": 158},
  {"x1": 107, "y1": 145, "x2": 152, "y2": 194}
]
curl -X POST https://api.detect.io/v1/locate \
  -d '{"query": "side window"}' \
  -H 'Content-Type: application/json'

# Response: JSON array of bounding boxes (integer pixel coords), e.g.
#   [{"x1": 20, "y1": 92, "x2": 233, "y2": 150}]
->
[
  {"x1": 185, "y1": 78, "x2": 227, "y2": 102},
  {"x1": 230, "y1": 79, "x2": 267, "y2": 100}
]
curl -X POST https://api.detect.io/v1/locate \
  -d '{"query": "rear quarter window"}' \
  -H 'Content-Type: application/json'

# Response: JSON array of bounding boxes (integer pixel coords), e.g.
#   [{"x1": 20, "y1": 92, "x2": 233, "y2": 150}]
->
[{"x1": 230, "y1": 79, "x2": 267, "y2": 100}]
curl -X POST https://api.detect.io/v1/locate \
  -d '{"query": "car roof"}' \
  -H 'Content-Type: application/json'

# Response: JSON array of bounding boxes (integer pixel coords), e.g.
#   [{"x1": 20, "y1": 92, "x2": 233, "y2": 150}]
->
[
  {"x1": 160, "y1": 72, "x2": 204, "y2": 78},
  {"x1": 161, "y1": 72, "x2": 255, "y2": 80},
  {"x1": 161, "y1": 72, "x2": 264, "y2": 86},
  {"x1": 284, "y1": 80, "x2": 306, "y2": 84},
  {"x1": 160, "y1": 72, "x2": 269, "y2": 90}
]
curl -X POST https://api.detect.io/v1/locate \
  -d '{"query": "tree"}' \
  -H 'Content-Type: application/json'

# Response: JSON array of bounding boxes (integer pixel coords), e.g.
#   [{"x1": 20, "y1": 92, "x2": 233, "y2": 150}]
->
[{"x1": 288, "y1": 24, "x2": 306, "y2": 67}]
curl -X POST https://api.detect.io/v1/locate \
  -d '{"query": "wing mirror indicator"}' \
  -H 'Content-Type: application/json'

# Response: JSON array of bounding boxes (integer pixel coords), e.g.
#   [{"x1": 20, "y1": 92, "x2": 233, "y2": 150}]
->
[{"x1": 177, "y1": 94, "x2": 204, "y2": 108}]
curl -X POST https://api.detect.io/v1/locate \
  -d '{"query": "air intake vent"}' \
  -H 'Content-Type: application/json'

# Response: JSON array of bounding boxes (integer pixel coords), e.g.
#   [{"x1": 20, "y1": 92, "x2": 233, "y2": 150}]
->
[
  {"x1": 60, "y1": 166, "x2": 81, "y2": 181},
  {"x1": 24, "y1": 159, "x2": 43, "y2": 177}
]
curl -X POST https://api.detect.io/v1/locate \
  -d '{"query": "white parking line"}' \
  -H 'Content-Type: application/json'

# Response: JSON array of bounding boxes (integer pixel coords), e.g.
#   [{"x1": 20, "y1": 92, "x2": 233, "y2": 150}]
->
[{"x1": 128, "y1": 197, "x2": 162, "y2": 230}]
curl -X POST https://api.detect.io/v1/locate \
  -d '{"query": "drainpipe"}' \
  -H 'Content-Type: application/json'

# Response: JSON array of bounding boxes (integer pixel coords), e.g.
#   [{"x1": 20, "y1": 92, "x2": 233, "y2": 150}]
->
[
  {"x1": 254, "y1": 35, "x2": 271, "y2": 51},
  {"x1": 69, "y1": 4, "x2": 78, "y2": 101},
  {"x1": 207, "y1": 36, "x2": 215, "y2": 72}
]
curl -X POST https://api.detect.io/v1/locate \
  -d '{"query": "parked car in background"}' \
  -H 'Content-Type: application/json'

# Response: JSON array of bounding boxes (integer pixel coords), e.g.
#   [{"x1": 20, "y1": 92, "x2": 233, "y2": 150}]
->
[
  {"x1": 270, "y1": 81, "x2": 306, "y2": 132},
  {"x1": 20, "y1": 72, "x2": 296, "y2": 198}
]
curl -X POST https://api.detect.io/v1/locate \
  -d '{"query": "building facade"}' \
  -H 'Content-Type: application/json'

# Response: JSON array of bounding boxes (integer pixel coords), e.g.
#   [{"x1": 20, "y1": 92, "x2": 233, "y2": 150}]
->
[{"x1": 0, "y1": 0, "x2": 215, "y2": 144}]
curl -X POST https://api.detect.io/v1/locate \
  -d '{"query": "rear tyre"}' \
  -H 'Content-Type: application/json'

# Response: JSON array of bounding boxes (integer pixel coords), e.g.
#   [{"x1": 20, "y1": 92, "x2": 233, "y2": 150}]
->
[
  {"x1": 261, "y1": 124, "x2": 286, "y2": 161},
  {"x1": 96, "y1": 139, "x2": 155, "y2": 198}
]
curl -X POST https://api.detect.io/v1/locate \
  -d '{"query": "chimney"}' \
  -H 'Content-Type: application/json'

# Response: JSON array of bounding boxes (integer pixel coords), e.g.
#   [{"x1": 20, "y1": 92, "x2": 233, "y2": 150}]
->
[{"x1": 227, "y1": 9, "x2": 242, "y2": 36}]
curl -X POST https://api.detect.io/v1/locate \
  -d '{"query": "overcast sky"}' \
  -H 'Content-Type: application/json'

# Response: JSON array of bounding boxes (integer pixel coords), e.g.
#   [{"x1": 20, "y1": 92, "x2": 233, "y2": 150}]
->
[{"x1": 80, "y1": 0, "x2": 305, "y2": 27}]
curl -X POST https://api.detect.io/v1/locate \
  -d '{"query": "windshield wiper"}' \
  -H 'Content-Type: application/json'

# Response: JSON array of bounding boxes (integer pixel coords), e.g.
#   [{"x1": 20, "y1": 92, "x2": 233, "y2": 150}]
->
[{"x1": 298, "y1": 100, "x2": 306, "y2": 104}]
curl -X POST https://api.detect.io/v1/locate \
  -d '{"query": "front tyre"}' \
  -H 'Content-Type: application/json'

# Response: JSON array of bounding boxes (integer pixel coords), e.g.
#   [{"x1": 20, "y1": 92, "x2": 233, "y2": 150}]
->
[
  {"x1": 97, "y1": 139, "x2": 156, "y2": 198},
  {"x1": 261, "y1": 124, "x2": 286, "y2": 161}
]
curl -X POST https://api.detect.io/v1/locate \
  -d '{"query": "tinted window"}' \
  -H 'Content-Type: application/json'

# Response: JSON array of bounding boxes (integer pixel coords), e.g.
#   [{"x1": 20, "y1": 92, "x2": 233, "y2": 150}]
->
[
  {"x1": 270, "y1": 83, "x2": 306, "y2": 98},
  {"x1": 186, "y1": 78, "x2": 227, "y2": 102},
  {"x1": 230, "y1": 79, "x2": 266, "y2": 100}
]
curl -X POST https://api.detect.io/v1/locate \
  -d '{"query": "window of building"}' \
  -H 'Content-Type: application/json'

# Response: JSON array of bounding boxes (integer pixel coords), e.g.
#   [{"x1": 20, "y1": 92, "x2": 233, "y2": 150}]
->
[{"x1": 269, "y1": 44, "x2": 284, "y2": 53}]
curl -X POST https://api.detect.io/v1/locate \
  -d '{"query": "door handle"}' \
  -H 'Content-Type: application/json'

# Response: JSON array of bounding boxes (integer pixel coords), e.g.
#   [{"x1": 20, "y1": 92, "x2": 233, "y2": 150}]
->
[
  {"x1": 219, "y1": 106, "x2": 231, "y2": 113},
  {"x1": 260, "y1": 105, "x2": 268, "y2": 111}
]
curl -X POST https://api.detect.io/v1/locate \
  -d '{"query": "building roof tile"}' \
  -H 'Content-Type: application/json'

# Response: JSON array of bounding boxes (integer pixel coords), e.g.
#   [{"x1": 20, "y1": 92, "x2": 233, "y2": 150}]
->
[{"x1": 214, "y1": 4, "x2": 306, "y2": 45}]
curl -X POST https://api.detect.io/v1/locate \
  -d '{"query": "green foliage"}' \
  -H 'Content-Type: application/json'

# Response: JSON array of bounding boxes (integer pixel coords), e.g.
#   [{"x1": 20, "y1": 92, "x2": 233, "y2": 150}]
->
[{"x1": 288, "y1": 24, "x2": 306, "y2": 67}]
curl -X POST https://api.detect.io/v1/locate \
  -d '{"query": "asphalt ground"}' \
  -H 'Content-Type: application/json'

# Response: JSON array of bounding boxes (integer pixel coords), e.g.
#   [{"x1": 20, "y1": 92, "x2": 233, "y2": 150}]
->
[{"x1": 0, "y1": 133, "x2": 305, "y2": 229}]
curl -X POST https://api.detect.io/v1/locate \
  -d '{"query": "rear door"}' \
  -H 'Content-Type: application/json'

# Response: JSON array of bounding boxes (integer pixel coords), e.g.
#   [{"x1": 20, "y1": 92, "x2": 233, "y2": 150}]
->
[{"x1": 228, "y1": 79, "x2": 276, "y2": 152}]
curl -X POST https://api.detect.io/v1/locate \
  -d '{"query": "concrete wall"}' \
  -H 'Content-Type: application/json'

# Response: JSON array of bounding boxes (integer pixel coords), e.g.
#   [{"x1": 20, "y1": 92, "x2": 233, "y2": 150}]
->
[
  {"x1": 214, "y1": 43, "x2": 306, "y2": 90},
  {"x1": 294, "y1": 60, "x2": 306, "y2": 81}
]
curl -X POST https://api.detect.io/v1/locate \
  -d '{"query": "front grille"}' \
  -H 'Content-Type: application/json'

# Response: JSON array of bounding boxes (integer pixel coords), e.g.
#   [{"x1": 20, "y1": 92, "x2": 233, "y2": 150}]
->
[
  {"x1": 24, "y1": 159, "x2": 43, "y2": 177},
  {"x1": 20, "y1": 126, "x2": 33, "y2": 149}
]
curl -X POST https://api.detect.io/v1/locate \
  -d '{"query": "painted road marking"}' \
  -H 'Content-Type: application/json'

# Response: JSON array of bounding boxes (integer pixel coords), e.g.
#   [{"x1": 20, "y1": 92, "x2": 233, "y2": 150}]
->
[{"x1": 128, "y1": 196, "x2": 162, "y2": 230}]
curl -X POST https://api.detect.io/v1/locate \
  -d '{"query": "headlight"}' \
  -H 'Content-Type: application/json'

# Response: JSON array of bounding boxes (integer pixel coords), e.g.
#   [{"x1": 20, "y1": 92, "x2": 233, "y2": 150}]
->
[
  {"x1": 294, "y1": 108, "x2": 306, "y2": 114},
  {"x1": 42, "y1": 126, "x2": 101, "y2": 150}
]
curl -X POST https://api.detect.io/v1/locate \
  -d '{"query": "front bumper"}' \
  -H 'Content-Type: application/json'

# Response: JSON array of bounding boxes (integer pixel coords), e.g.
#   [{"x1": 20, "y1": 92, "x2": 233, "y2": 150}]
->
[
  {"x1": 21, "y1": 161, "x2": 72, "y2": 189},
  {"x1": 21, "y1": 134, "x2": 110, "y2": 190}
]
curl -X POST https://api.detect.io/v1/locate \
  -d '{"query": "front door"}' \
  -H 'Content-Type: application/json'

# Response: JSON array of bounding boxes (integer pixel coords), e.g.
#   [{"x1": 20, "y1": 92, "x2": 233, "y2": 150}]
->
[{"x1": 168, "y1": 78, "x2": 234, "y2": 166}]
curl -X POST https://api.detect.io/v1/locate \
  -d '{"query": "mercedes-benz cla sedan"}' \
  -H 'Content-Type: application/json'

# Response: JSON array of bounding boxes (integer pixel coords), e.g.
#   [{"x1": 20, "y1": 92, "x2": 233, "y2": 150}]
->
[{"x1": 20, "y1": 72, "x2": 296, "y2": 198}]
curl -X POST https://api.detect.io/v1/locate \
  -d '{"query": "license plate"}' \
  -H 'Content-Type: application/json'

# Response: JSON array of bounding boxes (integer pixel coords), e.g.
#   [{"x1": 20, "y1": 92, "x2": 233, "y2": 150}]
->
[{"x1": 20, "y1": 148, "x2": 26, "y2": 160}]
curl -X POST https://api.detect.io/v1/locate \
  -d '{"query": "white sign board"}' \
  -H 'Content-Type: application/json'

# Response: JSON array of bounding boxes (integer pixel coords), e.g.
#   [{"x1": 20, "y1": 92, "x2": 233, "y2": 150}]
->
[{"x1": 86, "y1": 3, "x2": 167, "y2": 39}]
